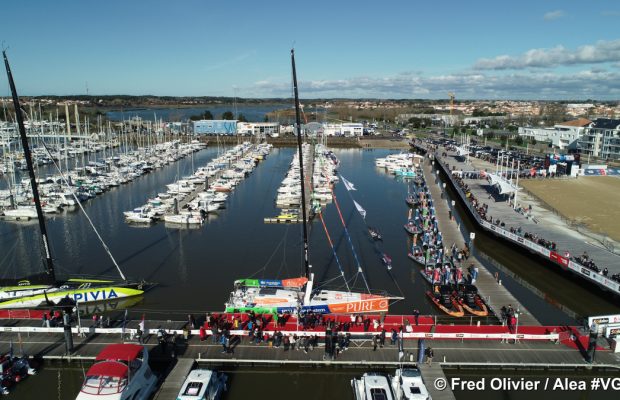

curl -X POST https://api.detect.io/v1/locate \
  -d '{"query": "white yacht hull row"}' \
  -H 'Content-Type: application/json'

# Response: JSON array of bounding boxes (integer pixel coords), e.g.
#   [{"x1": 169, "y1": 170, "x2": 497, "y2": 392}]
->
[{"x1": 0, "y1": 285, "x2": 144, "y2": 309}]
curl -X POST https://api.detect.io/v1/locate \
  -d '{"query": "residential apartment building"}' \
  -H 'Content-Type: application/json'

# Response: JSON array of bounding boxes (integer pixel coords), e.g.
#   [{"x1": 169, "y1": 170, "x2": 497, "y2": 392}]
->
[
  {"x1": 578, "y1": 118, "x2": 620, "y2": 160},
  {"x1": 518, "y1": 118, "x2": 590, "y2": 150}
]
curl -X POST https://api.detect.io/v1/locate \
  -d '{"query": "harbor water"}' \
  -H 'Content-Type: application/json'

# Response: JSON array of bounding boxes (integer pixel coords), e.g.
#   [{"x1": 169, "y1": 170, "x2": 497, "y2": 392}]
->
[
  {"x1": 2, "y1": 146, "x2": 620, "y2": 399},
  {"x1": 1, "y1": 147, "x2": 619, "y2": 321}
]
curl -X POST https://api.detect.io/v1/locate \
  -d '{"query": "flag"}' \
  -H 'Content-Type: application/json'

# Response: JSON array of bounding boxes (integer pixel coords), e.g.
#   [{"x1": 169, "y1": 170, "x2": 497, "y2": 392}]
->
[
  {"x1": 353, "y1": 200, "x2": 366, "y2": 219},
  {"x1": 341, "y1": 176, "x2": 357, "y2": 191}
]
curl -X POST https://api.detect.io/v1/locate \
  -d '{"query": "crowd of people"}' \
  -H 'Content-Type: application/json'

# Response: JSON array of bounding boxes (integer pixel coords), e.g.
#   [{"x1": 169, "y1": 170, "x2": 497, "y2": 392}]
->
[{"x1": 445, "y1": 156, "x2": 620, "y2": 284}]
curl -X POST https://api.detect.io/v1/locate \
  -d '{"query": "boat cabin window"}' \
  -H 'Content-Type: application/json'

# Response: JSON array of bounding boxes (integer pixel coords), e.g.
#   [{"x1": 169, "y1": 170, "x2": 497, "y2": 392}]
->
[
  {"x1": 81, "y1": 375, "x2": 128, "y2": 395},
  {"x1": 408, "y1": 387, "x2": 422, "y2": 394},
  {"x1": 183, "y1": 381, "x2": 203, "y2": 396},
  {"x1": 259, "y1": 288, "x2": 278, "y2": 295},
  {"x1": 370, "y1": 388, "x2": 389, "y2": 400}
]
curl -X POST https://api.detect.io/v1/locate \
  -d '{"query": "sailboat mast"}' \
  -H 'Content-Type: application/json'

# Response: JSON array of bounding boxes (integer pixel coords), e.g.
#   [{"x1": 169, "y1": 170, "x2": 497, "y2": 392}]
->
[
  {"x1": 3, "y1": 51, "x2": 56, "y2": 282},
  {"x1": 291, "y1": 49, "x2": 310, "y2": 279}
]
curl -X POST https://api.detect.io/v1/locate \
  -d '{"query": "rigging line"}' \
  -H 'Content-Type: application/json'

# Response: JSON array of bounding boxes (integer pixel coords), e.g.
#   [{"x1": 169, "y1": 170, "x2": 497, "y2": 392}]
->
[
  {"x1": 275, "y1": 226, "x2": 292, "y2": 279},
  {"x1": 386, "y1": 269, "x2": 405, "y2": 298},
  {"x1": 0, "y1": 239, "x2": 19, "y2": 279},
  {"x1": 330, "y1": 187, "x2": 371, "y2": 293},
  {"x1": 313, "y1": 274, "x2": 346, "y2": 290},
  {"x1": 35, "y1": 135, "x2": 127, "y2": 281},
  {"x1": 247, "y1": 224, "x2": 289, "y2": 279},
  {"x1": 317, "y1": 211, "x2": 350, "y2": 293}
]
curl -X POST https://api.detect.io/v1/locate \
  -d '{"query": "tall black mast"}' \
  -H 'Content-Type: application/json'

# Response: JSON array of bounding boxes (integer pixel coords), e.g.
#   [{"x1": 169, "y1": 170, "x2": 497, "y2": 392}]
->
[
  {"x1": 291, "y1": 49, "x2": 310, "y2": 279},
  {"x1": 3, "y1": 50, "x2": 56, "y2": 282}
]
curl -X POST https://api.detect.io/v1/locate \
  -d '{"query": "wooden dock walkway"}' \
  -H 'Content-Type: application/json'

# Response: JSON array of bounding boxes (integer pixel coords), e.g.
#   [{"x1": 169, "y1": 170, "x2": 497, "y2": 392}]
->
[
  {"x1": 1, "y1": 325, "x2": 616, "y2": 368},
  {"x1": 419, "y1": 364, "x2": 456, "y2": 400},
  {"x1": 420, "y1": 158, "x2": 540, "y2": 326},
  {"x1": 153, "y1": 358, "x2": 195, "y2": 400}
]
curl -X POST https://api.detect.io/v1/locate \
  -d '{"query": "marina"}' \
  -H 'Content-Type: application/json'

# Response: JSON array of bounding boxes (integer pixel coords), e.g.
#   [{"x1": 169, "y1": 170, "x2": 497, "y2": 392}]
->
[
  {"x1": 1, "y1": 15, "x2": 620, "y2": 396},
  {"x1": 1, "y1": 137, "x2": 619, "y2": 397}
]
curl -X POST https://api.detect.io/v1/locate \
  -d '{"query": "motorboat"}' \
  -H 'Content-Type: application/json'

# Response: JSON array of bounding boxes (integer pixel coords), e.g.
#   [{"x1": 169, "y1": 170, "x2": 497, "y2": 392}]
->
[
  {"x1": 453, "y1": 284, "x2": 489, "y2": 317},
  {"x1": 368, "y1": 227, "x2": 382, "y2": 241},
  {"x1": 391, "y1": 368, "x2": 431, "y2": 400},
  {"x1": 76, "y1": 344, "x2": 157, "y2": 400},
  {"x1": 163, "y1": 212, "x2": 204, "y2": 225},
  {"x1": 0, "y1": 354, "x2": 37, "y2": 395},
  {"x1": 176, "y1": 369, "x2": 227, "y2": 400},
  {"x1": 2, "y1": 206, "x2": 37, "y2": 219},
  {"x1": 403, "y1": 221, "x2": 420, "y2": 235},
  {"x1": 426, "y1": 285, "x2": 464, "y2": 318},
  {"x1": 382, "y1": 253, "x2": 393, "y2": 270},
  {"x1": 125, "y1": 213, "x2": 154, "y2": 224},
  {"x1": 352, "y1": 372, "x2": 395, "y2": 400}
]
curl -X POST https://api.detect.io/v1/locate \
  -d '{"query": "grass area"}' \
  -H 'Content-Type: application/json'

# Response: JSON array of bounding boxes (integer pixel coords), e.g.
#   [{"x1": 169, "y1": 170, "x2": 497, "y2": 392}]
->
[{"x1": 520, "y1": 177, "x2": 620, "y2": 242}]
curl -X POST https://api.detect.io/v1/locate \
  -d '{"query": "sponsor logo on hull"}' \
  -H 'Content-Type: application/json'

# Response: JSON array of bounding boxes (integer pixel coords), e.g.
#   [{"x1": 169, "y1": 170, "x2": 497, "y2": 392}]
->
[
  {"x1": 72, "y1": 289, "x2": 118, "y2": 303},
  {"x1": 328, "y1": 298, "x2": 390, "y2": 313}
]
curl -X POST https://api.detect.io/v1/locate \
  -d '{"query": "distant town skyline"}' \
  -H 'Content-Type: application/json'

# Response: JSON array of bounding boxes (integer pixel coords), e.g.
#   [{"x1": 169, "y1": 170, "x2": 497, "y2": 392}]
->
[{"x1": 1, "y1": 0, "x2": 620, "y2": 100}]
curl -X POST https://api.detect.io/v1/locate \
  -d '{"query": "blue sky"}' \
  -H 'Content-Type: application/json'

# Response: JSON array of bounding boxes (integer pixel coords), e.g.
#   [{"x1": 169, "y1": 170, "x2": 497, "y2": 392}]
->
[{"x1": 1, "y1": 0, "x2": 620, "y2": 99}]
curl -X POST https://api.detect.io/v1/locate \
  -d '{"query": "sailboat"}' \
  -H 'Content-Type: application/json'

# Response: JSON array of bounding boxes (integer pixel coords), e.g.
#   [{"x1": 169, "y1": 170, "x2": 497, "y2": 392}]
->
[
  {"x1": 0, "y1": 51, "x2": 149, "y2": 309},
  {"x1": 225, "y1": 49, "x2": 401, "y2": 315}
]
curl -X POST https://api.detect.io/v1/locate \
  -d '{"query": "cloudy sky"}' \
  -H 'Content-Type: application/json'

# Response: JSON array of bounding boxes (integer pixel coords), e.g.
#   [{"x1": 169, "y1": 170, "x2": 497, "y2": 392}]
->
[{"x1": 2, "y1": 0, "x2": 619, "y2": 99}]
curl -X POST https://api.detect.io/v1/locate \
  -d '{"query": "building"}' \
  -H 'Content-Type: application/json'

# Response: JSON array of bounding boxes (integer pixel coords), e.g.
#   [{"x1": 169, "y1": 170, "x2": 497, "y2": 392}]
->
[
  {"x1": 323, "y1": 123, "x2": 364, "y2": 137},
  {"x1": 579, "y1": 118, "x2": 620, "y2": 160},
  {"x1": 236, "y1": 122, "x2": 280, "y2": 137},
  {"x1": 397, "y1": 113, "x2": 460, "y2": 126},
  {"x1": 193, "y1": 120, "x2": 237, "y2": 135},
  {"x1": 552, "y1": 118, "x2": 591, "y2": 150},
  {"x1": 517, "y1": 127, "x2": 554, "y2": 143},
  {"x1": 518, "y1": 118, "x2": 590, "y2": 150}
]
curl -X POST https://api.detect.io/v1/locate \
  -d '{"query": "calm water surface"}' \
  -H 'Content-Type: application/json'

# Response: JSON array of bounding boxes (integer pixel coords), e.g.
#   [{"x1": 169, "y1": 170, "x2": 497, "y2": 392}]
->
[{"x1": 106, "y1": 104, "x2": 288, "y2": 122}]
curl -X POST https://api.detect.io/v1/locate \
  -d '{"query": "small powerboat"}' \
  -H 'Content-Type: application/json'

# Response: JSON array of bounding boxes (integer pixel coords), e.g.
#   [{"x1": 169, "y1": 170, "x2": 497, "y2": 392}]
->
[
  {"x1": 391, "y1": 368, "x2": 431, "y2": 400},
  {"x1": 382, "y1": 253, "x2": 393, "y2": 271},
  {"x1": 368, "y1": 227, "x2": 382, "y2": 241},
  {"x1": 177, "y1": 369, "x2": 227, "y2": 400},
  {"x1": 352, "y1": 372, "x2": 395, "y2": 400},
  {"x1": 76, "y1": 344, "x2": 157, "y2": 400}
]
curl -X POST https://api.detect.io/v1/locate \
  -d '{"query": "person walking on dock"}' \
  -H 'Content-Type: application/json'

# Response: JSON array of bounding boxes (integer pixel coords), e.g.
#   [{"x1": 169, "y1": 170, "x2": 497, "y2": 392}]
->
[
  {"x1": 413, "y1": 309, "x2": 420, "y2": 325},
  {"x1": 372, "y1": 335, "x2": 378, "y2": 351},
  {"x1": 425, "y1": 347, "x2": 434, "y2": 365}
]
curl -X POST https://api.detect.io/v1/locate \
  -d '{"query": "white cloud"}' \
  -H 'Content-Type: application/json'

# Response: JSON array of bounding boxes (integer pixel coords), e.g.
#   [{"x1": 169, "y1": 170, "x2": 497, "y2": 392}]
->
[
  {"x1": 247, "y1": 69, "x2": 620, "y2": 100},
  {"x1": 473, "y1": 39, "x2": 620, "y2": 70},
  {"x1": 543, "y1": 10, "x2": 566, "y2": 21}
]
